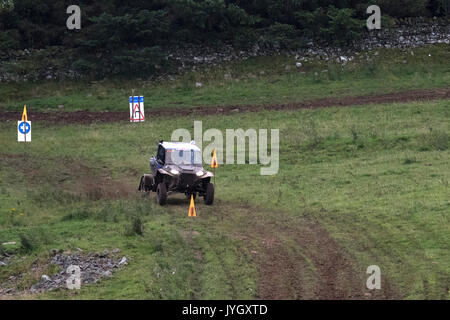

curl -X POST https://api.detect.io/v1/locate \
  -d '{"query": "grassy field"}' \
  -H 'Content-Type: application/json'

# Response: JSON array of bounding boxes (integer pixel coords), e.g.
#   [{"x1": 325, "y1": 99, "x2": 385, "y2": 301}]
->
[
  {"x1": 1, "y1": 97, "x2": 449, "y2": 299},
  {"x1": 0, "y1": 44, "x2": 449, "y2": 112}
]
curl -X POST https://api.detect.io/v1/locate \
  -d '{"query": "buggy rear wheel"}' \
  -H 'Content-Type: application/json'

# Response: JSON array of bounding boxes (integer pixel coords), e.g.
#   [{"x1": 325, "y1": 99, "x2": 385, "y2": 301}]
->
[
  {"x1": 139, "y1": 175, "x2": 153, "y2": 191},
  {"x1": 139, "y1": 175, "x2": 153, "y2": 197}
]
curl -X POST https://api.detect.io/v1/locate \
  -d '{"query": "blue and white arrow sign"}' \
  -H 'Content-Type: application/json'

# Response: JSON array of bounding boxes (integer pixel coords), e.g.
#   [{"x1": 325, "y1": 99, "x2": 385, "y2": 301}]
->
[{"x1": 18, "y1": 106, "x2": 31, "y2": 142}]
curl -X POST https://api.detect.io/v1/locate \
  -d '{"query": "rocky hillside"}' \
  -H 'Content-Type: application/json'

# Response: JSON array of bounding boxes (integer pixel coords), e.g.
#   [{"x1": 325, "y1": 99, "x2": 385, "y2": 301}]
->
[{"x1": 0, "y1": 17, "x2": 449, "y2": 82}]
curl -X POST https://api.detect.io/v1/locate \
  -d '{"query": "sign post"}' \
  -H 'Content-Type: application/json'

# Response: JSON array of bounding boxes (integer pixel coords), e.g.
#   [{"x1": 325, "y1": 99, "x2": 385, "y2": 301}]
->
[
  {"x1": 188, "y1": 194, "x2": 196, "y2": 217},
  {"x1": 18, "y1": 106, "x2": 31, "y2": 143},
  {"x1": 129, "y1": 92, "x2": 145, "y2": 123},
  {"x1": 211, "y1": 148, "x2": 218, "y2": 186},
  {"x1": 210, "y1": 148, "x2": 220, "y2": 220},
  {"x1": 188, "y1": 194, "x2": 196, "y2": 237}
]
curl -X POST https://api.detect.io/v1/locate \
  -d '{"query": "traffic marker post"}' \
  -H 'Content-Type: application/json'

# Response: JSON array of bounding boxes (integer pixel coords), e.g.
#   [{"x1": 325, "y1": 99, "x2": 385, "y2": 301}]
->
[
  {"x1": 129, "y1": 89, "x2": 145, "y2": 123},
  {"x1": 188, "y1": 194, "x2": 196, "y2": 217},
  {"x1": 18, "y1": 105, "x2": 31, "y2": 143},
  {"x1": 18, "y1": 105, "x2": 31, "y2": 164},
  {"x1": 211, "y1": 148, "x2": 218, "y2": 186},
  {"x1": 188, "y1": 194, "x2": 197, "y2": 238},
  {"x1": 210, "y1": 148, "x2": 220, "y2": 220}
]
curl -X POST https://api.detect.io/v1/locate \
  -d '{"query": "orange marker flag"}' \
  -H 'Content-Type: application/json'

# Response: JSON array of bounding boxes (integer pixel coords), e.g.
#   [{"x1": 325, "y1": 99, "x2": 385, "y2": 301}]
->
[
  {"x1": 211, "y1": 148, "x2": 219, "y2": 168},
  {"x1": 188, "y1": 195, "x2": 196, "y2": 217},
  {"x1": 22, "y1": 105, "x2": 28, "y2": 122}
]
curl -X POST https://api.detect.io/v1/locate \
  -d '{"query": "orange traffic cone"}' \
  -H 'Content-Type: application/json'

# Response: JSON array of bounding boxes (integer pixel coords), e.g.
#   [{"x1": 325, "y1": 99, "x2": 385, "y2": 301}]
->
[
  {"x1": 188, "y1": 194, "x2": 196, "y2": 217},
  {"x1": 211, "y1": 149, "x2": 219, "y2": 168}
]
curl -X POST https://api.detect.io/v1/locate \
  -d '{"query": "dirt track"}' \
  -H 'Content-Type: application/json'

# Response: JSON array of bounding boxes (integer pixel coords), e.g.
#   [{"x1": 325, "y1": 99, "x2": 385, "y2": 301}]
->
[
  {"x1": 223, "y1": 203, "x2": 400, "y2": 300},
  {"x1": 1, "y1": 88, "x2": 449, "y2": 124},
  {"x1": 238, "y1": 213, "x2": 398, "y2": 300}
]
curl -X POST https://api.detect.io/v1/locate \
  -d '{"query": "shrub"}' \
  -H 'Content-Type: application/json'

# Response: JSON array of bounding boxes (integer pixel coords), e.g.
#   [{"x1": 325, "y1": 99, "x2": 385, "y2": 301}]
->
[
  {"x1": 125, "y1": 215, "x2": 144, "y2": 236},
  {"x1": 61, "y1": 208, "x2": 91, "y2": 221},
  {"x1": 351, "y1": 125, "x2": 359, "y2": 143},
  {"x1": 259, "y1": 23, "x2": 300, "y2": 50},
  {"x1": 403, "y1": 156, "x2": 417, "y2": 164},
  {"x1": 0, "y1": 29, "x2": 20, "y2": 50},
  {"x1": 420, "y1": 128, "x2": 449, "y2": 151},
  {"x1": 305, "y1": 118, "x2": 321, "y2": 148},
  {"x1": 429, "y1": 0, "x2": 450, "y2": 16},
  {"x1": 376, "y1": 0, "x2": 430, "y2": 17},
  {"x1": 0, "y1": 0, "x2": 14, "y2": 13},
  {"x1": 319, "y1": 6, "x2": 364, "y2": 46},
  {"x1": 19, "y1": 233, "x2": 35, "y2": 252},
  {"x1": 427, "y1": 129, "x2": 449, "y2": 150}
]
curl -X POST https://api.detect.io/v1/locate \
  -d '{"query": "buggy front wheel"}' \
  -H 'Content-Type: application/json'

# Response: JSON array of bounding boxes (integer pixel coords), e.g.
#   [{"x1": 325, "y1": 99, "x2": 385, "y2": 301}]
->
[
  {"x1": 204, "y1": 183, "x2": 214, "y2": 205},
  {"x1": 157, "y1": 183, "x2": 167, "y2": 205}
]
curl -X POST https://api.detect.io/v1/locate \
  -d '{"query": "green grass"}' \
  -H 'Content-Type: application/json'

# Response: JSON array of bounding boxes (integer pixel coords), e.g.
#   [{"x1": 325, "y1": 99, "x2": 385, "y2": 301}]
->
[
  {"x1": 0, "y1": 44, "x2": 449, "y2": 112},
  {"x1": 0, "y1": 98, "x2": 449, "y2": 299}
]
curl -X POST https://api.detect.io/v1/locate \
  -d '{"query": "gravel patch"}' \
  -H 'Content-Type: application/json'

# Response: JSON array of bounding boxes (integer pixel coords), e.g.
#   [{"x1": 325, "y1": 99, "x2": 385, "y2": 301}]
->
[{"x1": 29, "y1": 250, "x2": 127, "y2": 293}]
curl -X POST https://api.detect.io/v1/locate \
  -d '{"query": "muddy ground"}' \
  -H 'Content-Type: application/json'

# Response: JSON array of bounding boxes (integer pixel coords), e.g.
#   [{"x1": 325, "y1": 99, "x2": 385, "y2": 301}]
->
[{"x1": 1, "y1": 88, "x2": 449, "y2": 125}]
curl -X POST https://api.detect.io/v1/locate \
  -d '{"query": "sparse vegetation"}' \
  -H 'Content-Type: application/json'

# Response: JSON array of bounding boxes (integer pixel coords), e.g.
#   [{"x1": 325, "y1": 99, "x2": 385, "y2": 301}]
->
[{"x1": 422, "y1": 128, "x2": 449, "y2": 151}]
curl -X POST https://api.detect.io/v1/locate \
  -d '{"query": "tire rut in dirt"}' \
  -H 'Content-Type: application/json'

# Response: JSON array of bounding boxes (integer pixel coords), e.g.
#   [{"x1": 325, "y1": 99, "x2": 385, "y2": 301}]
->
[
  {"x1": 235, "y1": 211, "x2": 399, "y2": 299},
  {"x1": 1, "y1": 88, "x2": 448, "y2": 124},
  {"x1": 256, "y1": 240, "x2": 306, "y2": 299},
  {"x1": 209, "y1": 242, "x2": 238, "y2": 299}
]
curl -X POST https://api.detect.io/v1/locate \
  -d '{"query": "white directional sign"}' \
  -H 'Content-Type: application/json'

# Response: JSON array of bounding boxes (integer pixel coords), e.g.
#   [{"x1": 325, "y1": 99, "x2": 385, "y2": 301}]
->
[
  {"x1": 129, "y1": 96, "x2": 145, "y2": 122},
  {"x1": 18, "y1": 106, "x2": 31, "y2": 142}
]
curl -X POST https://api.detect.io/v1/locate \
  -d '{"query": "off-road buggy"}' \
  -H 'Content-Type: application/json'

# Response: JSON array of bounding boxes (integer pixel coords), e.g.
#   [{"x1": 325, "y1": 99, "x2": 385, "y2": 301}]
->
[{"x1": 138, "y1": 141, "x2": 214, "y2": 206}]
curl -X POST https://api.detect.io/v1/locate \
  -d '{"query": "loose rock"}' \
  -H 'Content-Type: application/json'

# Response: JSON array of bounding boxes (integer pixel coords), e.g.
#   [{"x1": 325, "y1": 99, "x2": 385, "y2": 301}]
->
[
  {"x1": 41, "y1": 275, "x2": 51, "y2": 281},
  {"x1": 118, "y1": 257, "x2": 128, "y2": 266},
  {"x1": 29, "y1": 251, "x2": 126, "y2": 293}
]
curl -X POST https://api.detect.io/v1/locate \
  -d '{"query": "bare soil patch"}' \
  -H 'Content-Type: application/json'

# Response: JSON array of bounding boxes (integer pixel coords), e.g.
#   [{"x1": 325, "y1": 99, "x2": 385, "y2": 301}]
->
[
  {"x1": 230, "y1": 207, "x2": 400, "y2": 300},
  {"x1": 0, "y1": 154, "x2": 134, "y2": 200},
  {"x1": 1, "y1": 88, "x2": 448, "y2": 124}
]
